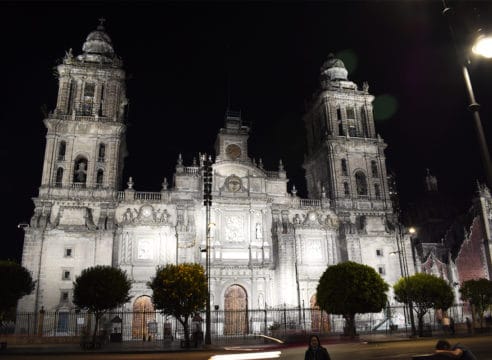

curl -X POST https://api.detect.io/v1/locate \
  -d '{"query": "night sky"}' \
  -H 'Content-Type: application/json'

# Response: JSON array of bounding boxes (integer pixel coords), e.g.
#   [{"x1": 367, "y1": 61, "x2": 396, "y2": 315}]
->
[{"x1": 2, "y1": 1, "x2": 492, "y2": 262}]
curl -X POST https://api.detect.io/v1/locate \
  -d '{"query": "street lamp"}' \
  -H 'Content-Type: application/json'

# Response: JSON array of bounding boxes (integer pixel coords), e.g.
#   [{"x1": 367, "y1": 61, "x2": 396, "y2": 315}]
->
[
  {"x1": 443, "y1": 2, "x2": 492, "y2": 189},
  {"x1": 202, "y1": 155, "x2": 213, "y2": 345},
  {"x1": 391, "y1": 225, "x2": 417, "y2": 337}
]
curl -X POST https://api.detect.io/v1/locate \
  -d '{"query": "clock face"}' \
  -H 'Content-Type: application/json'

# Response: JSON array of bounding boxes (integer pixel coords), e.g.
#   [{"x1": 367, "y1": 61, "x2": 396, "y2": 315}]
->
[{"x1": 226, "y1": 144, "x2": 241, "y2": 160}]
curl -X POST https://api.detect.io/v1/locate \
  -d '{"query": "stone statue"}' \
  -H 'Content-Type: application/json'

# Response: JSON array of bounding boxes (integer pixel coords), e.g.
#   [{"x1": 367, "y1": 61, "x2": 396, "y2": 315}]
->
[
  {"x1": 256, "y1": 223, "x2": 262, "y2": 239},
  {"x1": 74, "y1": 162, "x2": 87, "y2": 183}
]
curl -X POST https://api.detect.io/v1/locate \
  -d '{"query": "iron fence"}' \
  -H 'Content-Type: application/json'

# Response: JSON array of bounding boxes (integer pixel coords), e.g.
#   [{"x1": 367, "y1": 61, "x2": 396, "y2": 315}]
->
[{"x1": 8, "y1": 303, "x2": 471, "y2": 344}]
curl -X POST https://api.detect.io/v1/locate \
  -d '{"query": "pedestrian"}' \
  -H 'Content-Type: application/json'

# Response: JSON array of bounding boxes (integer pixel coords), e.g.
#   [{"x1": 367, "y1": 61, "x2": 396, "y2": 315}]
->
[
  {"x1": 435, "y1": 339, "x2": 477, "y2": 360},
  {"x1": 465, "y1": 317, "x2": 472, "y2": 334},
  {"x1": 305, "y1": 334, "x2": 331, "y2": 360},
  {"x1": 442, "y1": 316, "x2": 450, "y2": 335}
]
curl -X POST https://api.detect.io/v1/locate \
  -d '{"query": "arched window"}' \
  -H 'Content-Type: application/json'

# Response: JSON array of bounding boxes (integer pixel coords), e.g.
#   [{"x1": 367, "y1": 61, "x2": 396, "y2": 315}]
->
[
  {"x1": 371, "y1": 160, "x2": 378, "y2": 177},
  {"x1": 73, "y1": 157, "x2": 88, "y2": 186},
  {"x1": 343, "y1": 182, "x2": 350, "y2": 197},
  {"x1": 58, "y1": 141, "x2": 66, "y2": 161},
  {"x1": 55, "y1": 167, "x2": 63, "y2": 187},
  {"x1": 98, "y1": 143, "x2": 106, "y2": 162},
  {"x1": 341, "y1": 159, "x2": 348, "y2": 176},
  {"x1": 96, "y1": 169, "x2": 104, "y2": 187},
  {"x1": 355, "y1": 171, "x2": 368, "y2": 196},
  {"x1": 374, "y1": 183, "x2": 381, "y2": 199}
]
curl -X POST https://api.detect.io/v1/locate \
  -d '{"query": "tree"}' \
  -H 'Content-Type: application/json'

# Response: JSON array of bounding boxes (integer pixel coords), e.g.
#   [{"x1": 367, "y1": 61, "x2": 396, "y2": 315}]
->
[
  {"x1": 394, "y1": 273, "x2": 454, "y2": 337},
  {"x1": 460, "y1": 278, "x2": 492, "y2": 329},
  {"x1": 316, "y1": 261, "x2": 389, "y2": 337},
  {"x1": 148, "y1": 263, "x2": 207, "y2": 345},
  {"x1": 73, "y1": 265, "x2": 132, "y2": 347},
  {"x1": 0, "y1": 261, "x2": 35, "y2": 321}
]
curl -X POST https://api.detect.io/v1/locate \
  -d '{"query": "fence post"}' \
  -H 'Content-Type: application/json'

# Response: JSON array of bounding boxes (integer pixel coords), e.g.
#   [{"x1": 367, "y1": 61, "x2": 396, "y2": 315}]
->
[{"x1": 37, "y1": 307, "x2": 45, "y2": 336}]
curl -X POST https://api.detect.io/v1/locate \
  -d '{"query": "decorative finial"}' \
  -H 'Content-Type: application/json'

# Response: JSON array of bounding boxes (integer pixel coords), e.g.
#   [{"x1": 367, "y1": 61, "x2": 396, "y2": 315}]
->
[
  {"x1": 127, "y1": 176, "x2": 134, "y2": 190},
  {"x1": 259, "y1": 158, "x2": 264, "y2": 169},
  {"x1": 292, "y1": 185, "x2": 297, "y2": 197},
  {"x1": 161, "y1": 177, "x2": 168, "y2": 190},
  {"x1": 98, "y1": 17, "x2": 106, "y2": 30},
  {"x1": 278, "y1": 159, "x2": 284, "y2": 172},
  {"x1": 192, "y1": 157, "x2": 197, "y2": 166},
  {"x1": 177, "y1": 153, "x2": 183, "y2": 166},
  {"x1": 321, "y1": 186, "x2": 326, "y2": 198}
]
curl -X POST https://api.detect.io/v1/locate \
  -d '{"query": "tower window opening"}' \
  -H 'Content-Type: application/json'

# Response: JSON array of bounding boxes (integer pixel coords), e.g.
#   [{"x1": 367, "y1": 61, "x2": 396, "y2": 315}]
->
[
  {"x1": 374, "y1": 183, "x2": 381, "y2": 199},
  {"x1": 343, "y1": 182, "x2": 350, "y2": 197},
  {"x1": 67, "y1": 82, "x2": 76, "y2": 115},
  {"x1": 355, "y1": 171, "x2": 368, "y2": 196},
  {"x1": 58, "y1": 141, "x2": 66, "y2": 161},
  {"x1": 378, "y1": 265, "x2": 385, "y2": 275},
  {"x1": 82, "y1": 83, "x2": 95, "y2": 115},
  {"x1": 371, "y1": 161, "x2": 378, "y2": 177},
  {"x1": 361, "y1": 106, "x2": 369, "y2": 137},
  {"x1": 341, "y1": 159, "x2": 348, "y2": 176},
  {"x1": 346, "y1": 106, "x2": 355, "y2": 119},
  {"x1": 96, "y1": 169, "x2": 104, "y2": 188},
  {"x1": 98, "y1": 143, "x2": 106, "y2": 162},
  {"x1": 55, "y1": 167, "x2": 64, "y2": 187},
  {"x1": 348, "y1": 124, "x2": 357, "y2": 137}
]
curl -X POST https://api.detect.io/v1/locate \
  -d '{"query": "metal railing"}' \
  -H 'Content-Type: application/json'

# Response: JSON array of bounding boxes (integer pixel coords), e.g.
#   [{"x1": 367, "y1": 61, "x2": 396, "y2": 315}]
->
[{"x1": 9, "y1": 304, "x2": 473, "y2": 344}]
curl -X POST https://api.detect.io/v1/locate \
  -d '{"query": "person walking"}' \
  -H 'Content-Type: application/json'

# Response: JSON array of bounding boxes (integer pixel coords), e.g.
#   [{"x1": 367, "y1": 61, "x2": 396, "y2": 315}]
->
[
  {"x1": 435, "y1": 339, "x2": 477, "y2": 360},
  {"x1": 305, "y1": 334, "x2": 331, "y2": 360}
]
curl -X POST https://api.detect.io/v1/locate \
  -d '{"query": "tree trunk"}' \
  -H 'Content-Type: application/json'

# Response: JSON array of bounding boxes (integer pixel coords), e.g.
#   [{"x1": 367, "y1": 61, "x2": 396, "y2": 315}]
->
[
  {"x1": 344, "y1": 314, "x2": 357, "y2": 338},
  {"x1": 180, "y1": 315, "x2": 190, "y2": 347},
  {"x1": 92, "y1": 313, "x2": 101, "y2": 348},
  {"x1": 417, "y1": 313, "x2": 424, "y2": 337}
]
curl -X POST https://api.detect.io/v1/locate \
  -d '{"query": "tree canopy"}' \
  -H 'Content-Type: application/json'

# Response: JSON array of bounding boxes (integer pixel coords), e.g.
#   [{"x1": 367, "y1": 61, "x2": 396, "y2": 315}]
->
[
  {"x1": 0, "y1": 261, "x2": 35, "y2": 321},
  {"x1": 316, "y1": 261, "x2": 389, "y2": 337},
  {"x1": 460, "y1": 278, "x2": 492, "y2": 328},
  {"x1": 394, "y1": 273, "x2": 454, "y2": 336},
  {"x1": 73, "y1": 265, "x2": 132, "y2": 346},
  {"x1": 148, "y1": 263, "x2": 207, "y2": 344}
]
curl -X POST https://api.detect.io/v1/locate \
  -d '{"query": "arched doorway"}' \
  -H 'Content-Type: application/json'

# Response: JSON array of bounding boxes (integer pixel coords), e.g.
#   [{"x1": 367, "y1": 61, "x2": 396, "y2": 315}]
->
[
  {"x1": 132, "y1": 296, "x2": 155, "y2": 340},
  {"x1": 310, "y1": 295, "x2": 330, "y2": 333},
  {"x1": 224, "y1": 285, "x2": 248, "y2": 335}
]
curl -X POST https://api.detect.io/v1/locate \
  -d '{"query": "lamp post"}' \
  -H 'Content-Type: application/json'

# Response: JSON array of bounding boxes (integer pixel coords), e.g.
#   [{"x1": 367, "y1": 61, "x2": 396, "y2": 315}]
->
[
  {"x1": 391, "y1": 225, "x2": 417, "y2": 337},
  {"x1": 203, "y1": 155, "x2": 213, "y2": 345},
  {"x1": 443, "y1": 1, "x2": 492, "y2": 189}
]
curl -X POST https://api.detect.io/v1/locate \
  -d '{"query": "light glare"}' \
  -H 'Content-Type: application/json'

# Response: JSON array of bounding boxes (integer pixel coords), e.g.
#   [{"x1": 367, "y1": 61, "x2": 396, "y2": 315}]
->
[
  {"x1": 209, "y1": 351, "x2": 281, "y2": 360},
  {"x1": 472, "y1": 35, "x2": 492, "y2": 58}
]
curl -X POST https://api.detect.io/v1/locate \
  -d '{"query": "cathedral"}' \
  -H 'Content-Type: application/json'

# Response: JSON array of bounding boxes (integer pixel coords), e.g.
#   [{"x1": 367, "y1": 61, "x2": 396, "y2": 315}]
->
[{"x1": 18, "y1": 22, "x2": 414, "y2": 321}]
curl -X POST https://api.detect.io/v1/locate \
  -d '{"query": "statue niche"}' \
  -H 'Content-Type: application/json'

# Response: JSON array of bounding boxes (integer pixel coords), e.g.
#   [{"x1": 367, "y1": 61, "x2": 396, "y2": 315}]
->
[{"x1": 73, "y1": 157, "x2": 88, "y2": 185}]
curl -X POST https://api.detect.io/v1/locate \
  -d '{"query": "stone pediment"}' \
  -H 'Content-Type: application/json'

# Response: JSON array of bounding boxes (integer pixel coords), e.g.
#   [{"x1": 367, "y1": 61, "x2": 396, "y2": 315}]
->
[{"x1": 214, "y1": 162, "x2": 265, "y2": 178}]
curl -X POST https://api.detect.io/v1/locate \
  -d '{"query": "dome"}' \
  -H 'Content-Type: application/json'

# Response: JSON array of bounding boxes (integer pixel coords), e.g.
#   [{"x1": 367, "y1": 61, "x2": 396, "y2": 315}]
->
[
  {"x1": 78, "y1": 20, "x2": 115, "y2": 63},
  {"x1": 320, "y1": 53, "x2": 348, "y2": 81}
]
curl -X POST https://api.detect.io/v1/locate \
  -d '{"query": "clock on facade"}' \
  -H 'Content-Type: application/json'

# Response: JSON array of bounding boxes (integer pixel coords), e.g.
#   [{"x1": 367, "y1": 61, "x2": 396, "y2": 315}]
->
[{"x1": 225, "y1": 144, "x2": 241, "y2": 160}]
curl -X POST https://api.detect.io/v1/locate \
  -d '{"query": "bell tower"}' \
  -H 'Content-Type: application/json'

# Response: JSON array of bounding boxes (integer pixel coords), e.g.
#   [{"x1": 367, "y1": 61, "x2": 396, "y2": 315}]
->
[
  {"x1": 303, "y1": 53, "x2": 393, "y2": 217},
  {"x1": 38, "y1": 19, "x2": 127, "y2": 198}
]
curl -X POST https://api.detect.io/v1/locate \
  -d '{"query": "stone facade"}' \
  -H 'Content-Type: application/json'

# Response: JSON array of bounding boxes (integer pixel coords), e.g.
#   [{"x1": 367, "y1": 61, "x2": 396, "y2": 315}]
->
[{"x1": 18, "y1": 24, "x2": 412, "y2": 317}]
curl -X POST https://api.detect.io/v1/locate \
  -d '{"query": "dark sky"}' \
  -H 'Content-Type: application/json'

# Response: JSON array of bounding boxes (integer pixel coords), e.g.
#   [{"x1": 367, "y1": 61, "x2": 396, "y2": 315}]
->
[{"x1": 2, "y1": 1, "x2": 492, "y2": 262}]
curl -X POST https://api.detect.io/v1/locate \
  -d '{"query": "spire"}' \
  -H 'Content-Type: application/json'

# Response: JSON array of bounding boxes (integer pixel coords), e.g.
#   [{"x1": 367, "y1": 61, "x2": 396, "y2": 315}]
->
[{"x1": 424, "y1": 168, "x2": 438, "y2": 192}]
